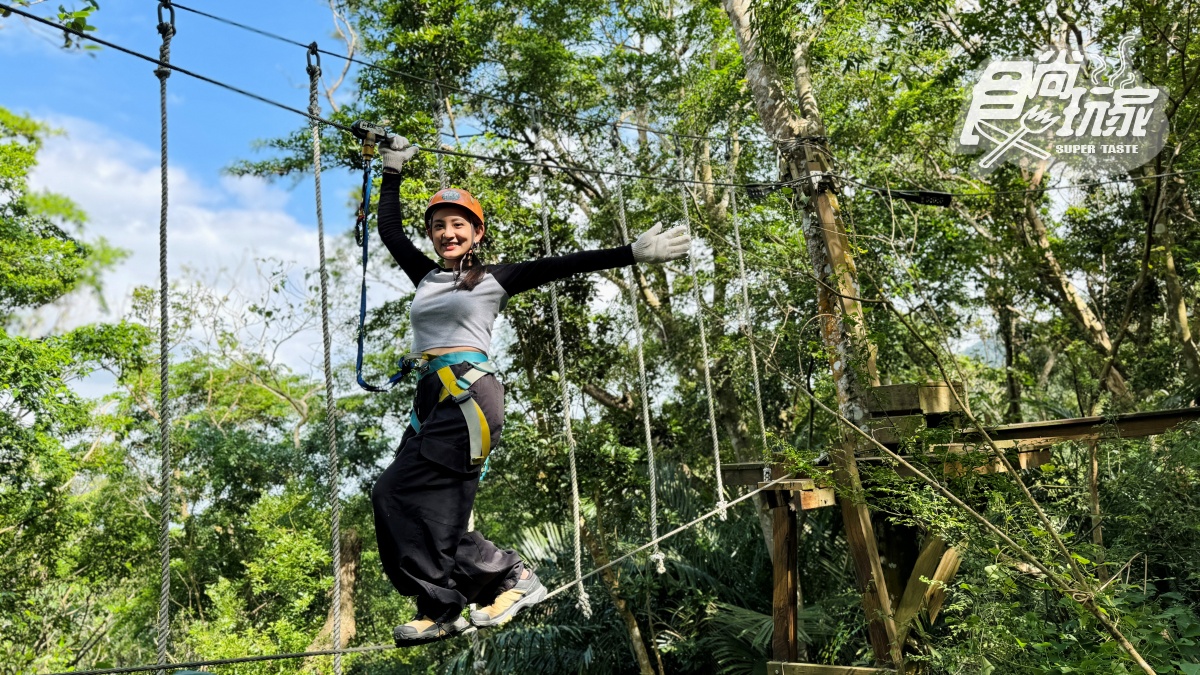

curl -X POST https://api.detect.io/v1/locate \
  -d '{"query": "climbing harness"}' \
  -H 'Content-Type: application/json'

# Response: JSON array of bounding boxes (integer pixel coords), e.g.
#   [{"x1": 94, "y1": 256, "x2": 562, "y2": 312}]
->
[
  {"x1": 153, "y1": 4, "x2": 174, "y2": 672},
  {"x1": 307, "y1": 44, "x2": 344, "y2": 675},
  {"x1": 533, "y1": 119, "x2": 592, "y2": 616},
  {"x1": 401, "y1": 351, "x2": 497, "y2": 466}
]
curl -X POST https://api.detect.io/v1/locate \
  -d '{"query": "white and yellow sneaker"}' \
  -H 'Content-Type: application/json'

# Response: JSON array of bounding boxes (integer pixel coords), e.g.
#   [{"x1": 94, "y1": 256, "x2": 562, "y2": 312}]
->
[
  {"x1": 469, "y1": 570, "x2": 547, "y2": 627},
  {"x1": 393, "y1": 614, "x2": 471, "y2": 646}
]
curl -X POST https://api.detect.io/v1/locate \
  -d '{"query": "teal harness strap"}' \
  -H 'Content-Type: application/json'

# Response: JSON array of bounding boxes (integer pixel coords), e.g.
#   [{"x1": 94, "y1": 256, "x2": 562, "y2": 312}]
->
[{"x1": 406, "y1": 353, "x2": 496, "y2": 435}]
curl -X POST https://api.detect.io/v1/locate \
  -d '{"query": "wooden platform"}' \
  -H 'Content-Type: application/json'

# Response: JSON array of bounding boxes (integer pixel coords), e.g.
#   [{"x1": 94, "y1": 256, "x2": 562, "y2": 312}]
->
[{"x1": 767, "y1": 663, "x2": 893, "y2": 675}]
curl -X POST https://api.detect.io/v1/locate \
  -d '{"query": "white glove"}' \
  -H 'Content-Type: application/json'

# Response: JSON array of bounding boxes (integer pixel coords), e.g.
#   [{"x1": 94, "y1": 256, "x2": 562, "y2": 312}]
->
[
  {"x1": 632, "y1": 223, "x2": 690, "y2": 264},
  {"x1": 379, "y1": 135, "x2": 418, "y2": 173}
]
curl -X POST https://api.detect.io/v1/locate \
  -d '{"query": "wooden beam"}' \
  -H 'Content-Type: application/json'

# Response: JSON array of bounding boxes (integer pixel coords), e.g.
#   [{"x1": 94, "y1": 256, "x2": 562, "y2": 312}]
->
[
  {"x1": 924, "y1": 546, "x2": 962, "y2": 624},
  {"x1": 723, "y1": 462, "x2": 789, "y2": 486},
  {"x1": 799, "y1": 487, "x2": 836, "y2": 510},
  {"x1": 961, "y1": 406, "x2": 1200, "y2": 446},
  {"x1": 770, "y1": 492, "x2": 799, "y2": 662},
  {"x1": 767, "y1": 663, "x2": 894, "y2": 675},
  {"x1": 893, "y1": 536, "x2": 949, "y2": 646}
]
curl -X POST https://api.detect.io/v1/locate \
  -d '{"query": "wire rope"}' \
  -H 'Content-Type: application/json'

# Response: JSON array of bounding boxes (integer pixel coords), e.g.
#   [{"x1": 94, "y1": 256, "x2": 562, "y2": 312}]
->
[{"x1": 166, "y1": 1, "x2": 754, "y2": 145}]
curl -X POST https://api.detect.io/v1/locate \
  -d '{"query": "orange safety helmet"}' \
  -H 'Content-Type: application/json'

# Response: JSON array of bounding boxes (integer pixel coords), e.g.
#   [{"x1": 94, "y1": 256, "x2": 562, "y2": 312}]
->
[{"x1": 424, "y1": 188, "x2": 485, "y2": 228}]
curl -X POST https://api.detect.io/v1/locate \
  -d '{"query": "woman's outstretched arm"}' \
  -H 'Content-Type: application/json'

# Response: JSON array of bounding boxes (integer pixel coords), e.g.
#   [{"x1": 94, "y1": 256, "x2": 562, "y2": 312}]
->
[
  {"x1": 489, "y1": 245, "x2": 636, "y2": 297},
  {"x1": 377, "y1": 171, "x2": 440, "y2": 287}
]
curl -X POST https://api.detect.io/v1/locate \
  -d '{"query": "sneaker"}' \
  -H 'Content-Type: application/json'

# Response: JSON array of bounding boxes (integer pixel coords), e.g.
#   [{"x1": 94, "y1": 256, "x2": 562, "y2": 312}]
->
[
  {"x1": 469, "y1": 570, "x2": 547, "y2": 627},
  {"x1": 393, "y1": 614, "x2": 472, "y2": 646}
]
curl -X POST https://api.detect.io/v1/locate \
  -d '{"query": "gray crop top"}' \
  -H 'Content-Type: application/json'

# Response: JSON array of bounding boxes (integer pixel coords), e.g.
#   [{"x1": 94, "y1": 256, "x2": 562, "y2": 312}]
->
[{"x1": 376, "y1": 172, "x2": 636, "y2": 354}]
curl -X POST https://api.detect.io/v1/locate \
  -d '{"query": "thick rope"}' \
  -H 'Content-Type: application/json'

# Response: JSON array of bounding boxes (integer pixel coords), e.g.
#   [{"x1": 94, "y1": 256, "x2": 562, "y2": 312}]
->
[
  {"x1": 153, "y1": 5, "x2": 174, "y2": 672},
  {"x1": 676, "y1": 146, "x2": 726, "y2": 517},
  {"x1": 609, "y1": 135, "x2": 672, "y2": 563},
  {"x1": 307, "y1": 45, "x2": 343, "y2": 675},
  {"x1": 533, "y1": 122, "x2": 592, "y2": 617},
  {"x1": 728, "y1": 182, "x2": 769, "y2": 454}
]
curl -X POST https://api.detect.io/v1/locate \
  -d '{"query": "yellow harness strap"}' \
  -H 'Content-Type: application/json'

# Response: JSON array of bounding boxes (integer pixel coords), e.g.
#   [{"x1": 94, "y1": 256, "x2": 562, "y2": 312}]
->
[{"x1": 435, "y1": 365, "x2": 493, "y2": 465}]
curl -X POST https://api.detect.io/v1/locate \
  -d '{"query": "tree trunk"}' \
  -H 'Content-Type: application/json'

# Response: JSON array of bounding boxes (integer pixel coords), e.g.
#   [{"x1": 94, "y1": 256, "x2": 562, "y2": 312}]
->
[
  {"x1": 719, "y1": 0, "x2": 898, "y2": 663},
  {"x1": 1019, "y1": 193, "x2": 1132, "y2": 402},
  {"x1": 305, "y1": 529, "x2": 361, "y2": 669},
  {"x1": 581, "y1": 521, "x2": 658, "y2": 675},
  {"x1": 1157, "y1": 177, "x2": 1200, "y2": 394}
]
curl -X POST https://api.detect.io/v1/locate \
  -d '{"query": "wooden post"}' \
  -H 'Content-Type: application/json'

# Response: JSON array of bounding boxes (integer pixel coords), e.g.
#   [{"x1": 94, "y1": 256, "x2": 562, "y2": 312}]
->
[
  {"x1": 795, "y1": 142, "x2": 900, "y2": 666},
  {"x1": 770, "y1": 490, "x2": 799, "y2": 662}
]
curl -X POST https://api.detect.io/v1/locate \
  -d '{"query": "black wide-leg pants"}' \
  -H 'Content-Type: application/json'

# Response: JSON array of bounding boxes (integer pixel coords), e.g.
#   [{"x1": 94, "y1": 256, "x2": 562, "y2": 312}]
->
[{"x1": 371, "y1": 361, "x2": 522, "y2": 623}]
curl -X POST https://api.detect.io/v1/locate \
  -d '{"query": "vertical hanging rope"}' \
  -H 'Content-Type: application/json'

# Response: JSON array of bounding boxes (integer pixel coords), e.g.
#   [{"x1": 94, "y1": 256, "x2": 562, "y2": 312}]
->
[
  {"x1": 533, "y1": 120, "x2": 591, "y2": 616},
  {"x1": 609, "y1": 130, "x2": 672, "y2": 562},
  {"x1": 675, "y1": 141, "x2": 727, "y2": 519},
  {"x1": 153, "y1": 4, "x2": 174, "y2": 673},
  {"x1": 307, "y1": 44, "x2": 343, "y2": 675},
  {"x1": 432, "y1": 79, "x2": 447, "y2": 189},
  {"x1": 726, "y1": 141, "x2": 769, "y2": 455}
]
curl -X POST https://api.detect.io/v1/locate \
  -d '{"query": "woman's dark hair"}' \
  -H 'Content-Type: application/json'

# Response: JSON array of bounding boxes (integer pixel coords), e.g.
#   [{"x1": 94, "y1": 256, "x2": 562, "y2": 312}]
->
[{"x1": 426, "y1": 209, "x2": 487, "y2": 291}]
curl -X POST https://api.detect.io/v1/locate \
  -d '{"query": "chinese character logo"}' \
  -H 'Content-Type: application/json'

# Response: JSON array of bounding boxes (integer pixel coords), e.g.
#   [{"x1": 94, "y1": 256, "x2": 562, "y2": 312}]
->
[{"x1": 954, "y1": 37, "x2": 1169, "y2": 176}]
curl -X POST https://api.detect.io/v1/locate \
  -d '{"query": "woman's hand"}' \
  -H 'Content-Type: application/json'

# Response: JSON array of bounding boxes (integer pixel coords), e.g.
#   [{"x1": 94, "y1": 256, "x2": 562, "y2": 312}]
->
[
  {"x1": 380, "y1": 135, "x2": 419, "y2": 174},
  {"x1": 632, "y1": 223, "x2": 690, "y2": 264}
]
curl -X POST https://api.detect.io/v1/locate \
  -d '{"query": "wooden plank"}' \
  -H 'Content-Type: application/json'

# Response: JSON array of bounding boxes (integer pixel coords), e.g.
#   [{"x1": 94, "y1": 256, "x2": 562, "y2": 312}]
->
[
  {"x1": 761, "y1": 478, "x2": 817, "y2": 491},
  {"x1": 865, "y1": 384, "x2": 921, "y2": 415},
  {"x1": 799, "y1": 487, "x2": 836, "y2": 511},
  {"x1": 771, "y1": 494, "x2": 799, "y2": 661},
  {"x1": 867, "y1": 414, "x2": 925, "y2": 445},
  {"x1": 723, "y1": 461, "x2": 790, "y2": 486},
  {"x1": 893, "y1": 536, "x2": 949, "y2": 646},
  {"x1": 767, "y1": 662, "x2": 894, "y2": 675},
  {"x1": 924, "y1": 546, "x2": 962, "y2": 624},
  {"x1": 831, "y1": 443, "x2": 900, "y2": 665},
  {"x1": 1019, "y1": 448, "x2": 1052, "y2": 469},
  {"x1": 917, "y1": 381, "x2": 964, "y2": 415},
  {"x1": 962, "y1": 406, "x2": 1200, "y2": 445},
  {"x1": 723, "y1": 462, "x2": 770, "y2": 486}
]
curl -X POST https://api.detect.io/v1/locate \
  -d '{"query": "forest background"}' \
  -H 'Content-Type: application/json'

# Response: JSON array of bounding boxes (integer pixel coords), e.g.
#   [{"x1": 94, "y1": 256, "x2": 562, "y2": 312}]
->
[{"x1": 3, "y1": 0, "x2": 1200, "y2": 673}]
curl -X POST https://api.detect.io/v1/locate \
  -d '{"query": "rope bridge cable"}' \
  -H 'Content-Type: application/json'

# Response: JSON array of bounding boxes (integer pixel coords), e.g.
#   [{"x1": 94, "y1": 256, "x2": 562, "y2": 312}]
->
[
  {"x1": 7, "y1": 1, "x2": 1184, "y2": 199},
  {"x1": 152, "y1": 4, "x2": 174, "y2": 673},
  {"x1": 307, "y1": 43, "x2": 344, "y2": 675},
  {"x1": 533, "y1": 119, "x2": 592, "y2": 617},
  {"x1": 44, "y1": 475, "x2": 789, "y2": 675},
  {"x1": 165, "y1": 1, "x2": 759, "y2": 145},
  {"x1": 674, "y1": 143, "x2": 727, "y2": 519},
  {"x1": 0, "y1": 5, "x2": 776, "y2": 191},
  {"x1": 608, "y1": 131, "x2": 671, "y2": 563}
]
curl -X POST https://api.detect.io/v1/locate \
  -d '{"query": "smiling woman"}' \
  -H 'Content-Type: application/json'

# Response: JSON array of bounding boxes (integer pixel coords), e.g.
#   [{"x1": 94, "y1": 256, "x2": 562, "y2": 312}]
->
[{"x1": 369, "y1": 134, "x2": 690, "y2": 646}]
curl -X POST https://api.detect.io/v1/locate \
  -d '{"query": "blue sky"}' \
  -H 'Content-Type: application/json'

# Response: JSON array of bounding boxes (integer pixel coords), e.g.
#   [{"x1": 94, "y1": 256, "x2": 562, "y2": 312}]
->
[{"x1": 2, "y1": 0, "x2": 360, "y2": 226}]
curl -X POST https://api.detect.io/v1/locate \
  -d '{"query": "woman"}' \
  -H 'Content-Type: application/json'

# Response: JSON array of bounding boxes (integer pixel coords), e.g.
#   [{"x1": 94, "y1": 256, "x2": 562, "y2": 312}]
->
[{"x1": 370, "y1": 135, "x2": 690, "y2": 646}]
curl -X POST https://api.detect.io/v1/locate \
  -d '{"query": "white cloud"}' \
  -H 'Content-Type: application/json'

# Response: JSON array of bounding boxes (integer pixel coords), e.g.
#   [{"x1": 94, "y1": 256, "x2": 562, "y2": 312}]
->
[{"x1": 27, "y1": 116, "x2": 330, "y2": 395}]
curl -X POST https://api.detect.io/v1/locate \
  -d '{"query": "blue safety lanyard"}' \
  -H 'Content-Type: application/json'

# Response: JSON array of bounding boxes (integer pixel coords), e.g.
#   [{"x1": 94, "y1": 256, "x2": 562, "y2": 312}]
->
[{"x1": 354, "y1": 165, "x2": 411, "y2": 392}]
